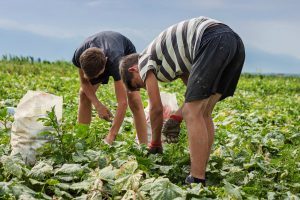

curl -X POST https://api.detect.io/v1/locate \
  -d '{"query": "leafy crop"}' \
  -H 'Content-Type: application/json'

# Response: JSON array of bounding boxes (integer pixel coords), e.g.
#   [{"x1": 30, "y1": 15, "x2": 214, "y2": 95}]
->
[{"x1": 0, "y1": 58, "x2": 299, "y2": 199}]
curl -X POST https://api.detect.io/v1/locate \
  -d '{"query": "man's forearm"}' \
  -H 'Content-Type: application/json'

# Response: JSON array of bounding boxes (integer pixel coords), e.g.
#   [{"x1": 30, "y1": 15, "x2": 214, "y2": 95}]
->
[
  {"x1": 79, "y1": 69, "x2": 102, "y2": 109},
  {"x1": 150, "y1": 107, "x2": 163, "y2": 143},
  {"x1": 81, "y1": 83, "x2": 103, "y2": 109},
  {"x1": 144, "y1": 70, "x2": 163, "y2": 144},
  {"x1": 109, "y1": 102, "x2": 127, "y2": 135},
  {"x1": 128, "y1": 91, "x2": 148, "y2": 144},
  {"x1": 130, "y1": 103, "x2": 148, "y2": 144}
]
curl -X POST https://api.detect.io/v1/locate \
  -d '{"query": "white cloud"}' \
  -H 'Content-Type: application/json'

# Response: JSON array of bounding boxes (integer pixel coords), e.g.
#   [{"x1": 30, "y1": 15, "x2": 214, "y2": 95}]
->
[
  {"x1": 169, "y1": 0, "x2": 225, "y2": 9},
  {"x1": 86, "y1": 0, "x2": 105, "y2": 6},
  {"x1": 85, "y1": 0, "x2": 123, "y2": 7},
  {"x1": 0, "y1": 18, "x2": 77, "y2": 39},
  {"x1": 0, "y1": 18, "x2": 150, "y2": 44}
]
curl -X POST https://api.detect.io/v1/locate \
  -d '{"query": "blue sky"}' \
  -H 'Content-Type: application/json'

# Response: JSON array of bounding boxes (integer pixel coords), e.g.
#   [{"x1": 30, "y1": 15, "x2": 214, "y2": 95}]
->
[{"x1": 0, "y1": 0, "x2": 299, "y2": 74}]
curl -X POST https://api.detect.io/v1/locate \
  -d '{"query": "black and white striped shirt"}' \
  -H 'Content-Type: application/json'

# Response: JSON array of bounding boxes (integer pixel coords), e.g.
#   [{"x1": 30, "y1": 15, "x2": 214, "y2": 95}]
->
[{"x1": 139, "y1": 16, "x2": 221, "y2": 82}]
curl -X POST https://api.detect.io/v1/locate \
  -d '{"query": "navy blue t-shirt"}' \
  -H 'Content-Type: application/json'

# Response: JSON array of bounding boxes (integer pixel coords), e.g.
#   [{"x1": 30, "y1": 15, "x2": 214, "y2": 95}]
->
[{"x1": 72, "y1": 31, "x2": 136, "y2": 84}]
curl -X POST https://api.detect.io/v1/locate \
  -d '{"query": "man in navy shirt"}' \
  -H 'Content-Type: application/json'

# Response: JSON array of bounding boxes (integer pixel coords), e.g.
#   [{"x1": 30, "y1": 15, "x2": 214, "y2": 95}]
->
[{"x1": 72, "y1": 31, "x2": 147, "y2": 144}]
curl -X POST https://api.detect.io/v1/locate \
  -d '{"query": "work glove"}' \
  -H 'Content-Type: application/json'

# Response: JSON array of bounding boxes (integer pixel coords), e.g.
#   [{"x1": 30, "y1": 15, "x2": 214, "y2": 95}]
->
[{"x1": 162, "y1": 115, "x2": 183, "y2": 143}]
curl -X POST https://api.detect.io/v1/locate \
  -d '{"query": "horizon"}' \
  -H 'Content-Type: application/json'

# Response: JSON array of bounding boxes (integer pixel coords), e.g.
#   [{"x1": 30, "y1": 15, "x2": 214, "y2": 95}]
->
[{"x1": 1, "y1": 54, "x2": 299, "y2": 77}]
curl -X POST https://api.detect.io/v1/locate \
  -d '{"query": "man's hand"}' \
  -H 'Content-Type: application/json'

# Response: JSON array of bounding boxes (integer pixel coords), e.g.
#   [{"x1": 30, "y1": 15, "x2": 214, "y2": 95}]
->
[
  {"x1": 104, "y1": 131, "x2": 117, "y2": 145},
  {"x1": 96, "y1": 105, "x2": 113, "y2": 122},
  {"x1": 162, "y1": 115, "x2": 183, "y2": 143}
]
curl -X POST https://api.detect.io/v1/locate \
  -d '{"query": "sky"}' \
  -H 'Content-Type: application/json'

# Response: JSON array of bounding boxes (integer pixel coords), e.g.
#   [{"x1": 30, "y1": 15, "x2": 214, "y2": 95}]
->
[{"x1": 0, "y1": 0, "x2": 299, "y2": 74}]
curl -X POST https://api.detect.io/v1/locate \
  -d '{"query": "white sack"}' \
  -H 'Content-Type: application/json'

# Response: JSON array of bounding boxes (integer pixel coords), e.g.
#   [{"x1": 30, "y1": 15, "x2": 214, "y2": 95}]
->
[
  {"x1": 10, "y1": 91, "x2": 62, "y2": 165},
  {"x1": 144, "y1": 92, "x2": 179, "y2": 142}
]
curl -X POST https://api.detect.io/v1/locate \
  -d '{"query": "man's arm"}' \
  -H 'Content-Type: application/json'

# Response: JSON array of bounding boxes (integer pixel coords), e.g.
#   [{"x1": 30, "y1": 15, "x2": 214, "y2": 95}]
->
[
  {"x1": 79, "y1": 69, "x2": 113, "y2": 121},
  {"x1": 105, "y1": 80, "x2": 128, "y2": 143},
  {"x1": 145, "y1": 70, "x2": 163, "y2": 144},
  {"x1": 127, "y1": 91, "x2": 148, "y2": 144}
]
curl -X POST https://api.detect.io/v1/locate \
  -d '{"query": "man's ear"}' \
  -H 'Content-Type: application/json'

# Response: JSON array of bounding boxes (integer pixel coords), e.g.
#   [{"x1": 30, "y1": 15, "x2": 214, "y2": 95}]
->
[
  {"x1": 104, "y1": 57, "x2": 108, "y2": 65},
  {"x1": 128, "y1": 65, "x2": 138, "y2": 72}
]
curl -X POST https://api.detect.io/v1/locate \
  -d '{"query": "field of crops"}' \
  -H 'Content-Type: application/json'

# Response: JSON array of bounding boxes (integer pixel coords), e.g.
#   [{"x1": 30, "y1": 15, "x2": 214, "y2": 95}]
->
[{"x1": 0, "y1": 58, "x2": 299, "y2": 199}]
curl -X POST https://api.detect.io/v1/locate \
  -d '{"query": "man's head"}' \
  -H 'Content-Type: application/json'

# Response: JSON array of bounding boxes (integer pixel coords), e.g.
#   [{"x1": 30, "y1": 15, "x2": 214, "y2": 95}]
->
[
  {"x1": 119, "y1": 53, "x2": 145, "y2": 91},
  {"x1": 79, "y1": 47, "x2": 107, "y2": 79}
]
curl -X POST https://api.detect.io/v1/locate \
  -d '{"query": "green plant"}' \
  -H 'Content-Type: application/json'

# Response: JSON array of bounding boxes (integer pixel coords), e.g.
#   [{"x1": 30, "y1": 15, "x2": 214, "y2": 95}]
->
[{"x1": 0, "y1": 57, "x2": 299, "y2": 199}]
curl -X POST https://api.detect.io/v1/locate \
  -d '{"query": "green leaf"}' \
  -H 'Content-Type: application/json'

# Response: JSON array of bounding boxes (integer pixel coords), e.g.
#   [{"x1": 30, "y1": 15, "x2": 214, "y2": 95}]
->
[
  {"x1": 185, "y1": 183, "x2": 213, "y2": 198},
  {"x1": 138, "y1": 178, "x2": 156, "y2": 192},
  {"x1": 223, "y1": 180, "x2": 243, "y2": 200},
  {"x1": 86, "y1": 177, "x2": 104, "y2": 199},
  {"x1": 29, "y1": 178, "x2": 45, "y2": 186},
  {"x1": 99, "y1": 165, "x2": 116, "y2": 181},
  {"x1": 288, "y1": 133, "x2": 300, "y2": 144},
  {"x1": 72, "y1": 151, "x2": 89, "y2": 163},
  {"x1": 0, "y1": 108, "x2": 8, "y2": 118},
  {"x1": 27, "y1": 161, "x2": 53, "y2": 180},
  {"x1": 116, "y1": 160, "x2": 138, "y2": 179},
  {"x1": 46, "y1": 178, "x2": 60, "y2": 186},
  {"x1": 55, "y1": 175, "x2": 79, "y2": 182},
  {"x1": 267, "y1": 191, "x2": 276, "y2": 200},
  {"x1": 115, "y1": 170, "x2": 143, "y2": 191},
  {"x1": 73, "y1": 194, "x2": 89, "y2": 200},
  {"x1": 75, "y1": 142, "x2": 85, "y2": 151},
  {"x1": 19, "y1": 193, "x2": 39, "y2": 200},
  {"x1": 158, "y1": 165, "x2": 173, "y2": 174},
  {"x1": 11, "y1": 184, "x2": 36, "y2": 198},
  {"x1": 85, "y1": 149, "x2": 100, "y2": 160},
  {"x1": 114, "y1": 160, "x2": 144, "y2": 191},
  {"x1": 149, "y1": 177, "x2": 185, "y2": 200},
  {"x1": 263, "y1": 132, "x2": 285, "y2": 149},
  {"x1": 70, "y1": 179, "x2": 93, "y2": 191},
  {"x1": 285, "y1": 191, "x2": 300, "y2": 200},
  {"x1": 75, "y1": 124, "x2": 89, "y2": 138},
  {"x1": 0, "y1": 155, "x2": 24, "y2": 179},
  {"x1": 55, "y1": 163, "x2": 84, "y2": 175},
  {"x1": 56, "y1": 182, "x2": 70, "y2": 190},
  {"x1": 121, "y1": 190, "x2": 148, "y2": 200},
  {"x1": 54, "y1": 187, "x2": 73, "y2": 199},
  {"x1": 0, "y1": 181, "x2": 12, "y2": 194},
  {"x1": 121, "y1": 190, "x2": 136, "y2": 200}
]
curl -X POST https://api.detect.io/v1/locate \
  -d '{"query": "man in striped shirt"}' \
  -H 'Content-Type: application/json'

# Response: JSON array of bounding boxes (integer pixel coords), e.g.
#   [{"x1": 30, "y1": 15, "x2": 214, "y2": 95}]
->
[{"x1": 120, "y1": 16, "x2": 245, "y2": 185}]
